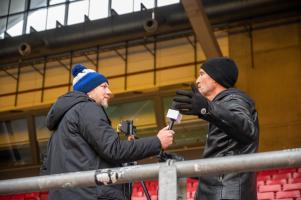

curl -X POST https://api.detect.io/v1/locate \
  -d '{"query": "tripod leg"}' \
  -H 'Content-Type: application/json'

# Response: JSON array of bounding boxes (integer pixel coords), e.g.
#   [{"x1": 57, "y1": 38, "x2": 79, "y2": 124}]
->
[{"x1": 140, "y1": 181, "x2": 151, "y2": 200}]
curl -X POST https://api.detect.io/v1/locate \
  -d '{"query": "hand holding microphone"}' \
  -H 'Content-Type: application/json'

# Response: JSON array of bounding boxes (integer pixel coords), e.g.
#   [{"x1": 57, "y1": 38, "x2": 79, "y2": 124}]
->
[
  {"x1": 157, "y1": 102, "x2": 182, "y2": 150},
  {"x1": 157, "y1": 126, "x2": 174, "y2": 150}
]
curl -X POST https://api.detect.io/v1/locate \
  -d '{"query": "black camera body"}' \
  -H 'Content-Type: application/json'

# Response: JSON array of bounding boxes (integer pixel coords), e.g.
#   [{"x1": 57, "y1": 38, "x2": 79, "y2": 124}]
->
[
  {"x1": 118, "y1": 120, "x2": 184, "y2": 162},
  {"x1": 117, "y1": 120, "x2": 137, "y2": 137}
]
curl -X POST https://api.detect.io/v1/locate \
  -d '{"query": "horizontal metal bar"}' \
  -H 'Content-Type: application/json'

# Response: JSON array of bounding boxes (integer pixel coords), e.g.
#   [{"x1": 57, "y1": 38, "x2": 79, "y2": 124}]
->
[{"x1": 0, "y1": 148, "x2": 301, "y2": 195}]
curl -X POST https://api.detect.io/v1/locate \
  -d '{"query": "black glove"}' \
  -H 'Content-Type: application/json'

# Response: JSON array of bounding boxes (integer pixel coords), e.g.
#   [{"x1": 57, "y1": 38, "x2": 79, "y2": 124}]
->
[{"x1": 173, "y1": 84, "x2": 209, "y2": 116}]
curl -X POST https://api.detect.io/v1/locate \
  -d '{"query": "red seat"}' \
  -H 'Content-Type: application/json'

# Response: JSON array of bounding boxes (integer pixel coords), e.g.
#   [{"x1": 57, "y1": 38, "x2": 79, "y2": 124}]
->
[
  {"x1": 293, "y1": 172, "x2": 301, "y2": 179},
  {"x1": 131, "y1": 197, "x2": 147, "y2": 200},
  {"x1": 257, "y1": 180, "x2": 265, "y2": 187},
  {"x1": 132, "y1": 188, "x2": 143, "y2": 197},
  {"x1": 278, "y1": 169, "x2": 297, "y2": 174},
  {"x1": 272, "y1": 173, "x2": 291, "y2": 180},
  {"x1": 10, "y1": 194, "x2": 25, "y2": 200},
  {"x1": 283, "y1": 183, "x2": 301, "y2": 191},
  {"x1": 258, "y1": 170, "x2": 278, "y2": 177},
  {"x1": 24, "y1": 192, "x2": 40, "y2": 200},
  {"x1": 257, "y1": 175, "x2": 271, "y2": 182},
  {"x1": 150, "y1": 195, "x2": 157, "y2": 200},
  {"x1": 276, "y1": 190, "x2": 301, "y2": 199},
  {"x1": 290, "y1": 177, "x2": 301, "y2": 184},
  {"x1": 266, "y1": 179, "x2": 287, "y2": 185},
  {"x1": 39, "y1": 192, "x2": 48, "y2": 200},
  {"x1": 257, "y1": 192, "x2": 274, "y2": 200},
  {"x1": 259, "y1": 184, "x2": 281, "y2": 192},
  {"x1": 0, "y1": 195, "x2": 11, "y2": 200}
]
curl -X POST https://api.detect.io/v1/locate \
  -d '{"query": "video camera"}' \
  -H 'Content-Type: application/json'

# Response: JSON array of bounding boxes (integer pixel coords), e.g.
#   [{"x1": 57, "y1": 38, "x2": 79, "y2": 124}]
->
[
  {"x1": 117, "y1": 120, "x2": 184, "y2": 162},
  {"x1": 117, "y1": 120, "x2": 137, "y2": 140}
]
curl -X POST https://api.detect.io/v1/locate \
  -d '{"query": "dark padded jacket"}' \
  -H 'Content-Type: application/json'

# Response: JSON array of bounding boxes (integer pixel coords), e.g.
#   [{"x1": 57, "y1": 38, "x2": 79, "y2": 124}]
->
[
  {"x1": 195, "y1": 88, "x2": 259, "y2": 200},
  {"x1": 43, "y1": 91, "x2": 161, "y2": 200}
]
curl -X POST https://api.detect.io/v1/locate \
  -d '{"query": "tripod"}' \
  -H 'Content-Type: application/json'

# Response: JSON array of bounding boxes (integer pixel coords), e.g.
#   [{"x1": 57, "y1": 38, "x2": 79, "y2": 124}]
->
[
  {"x1": 117, "y1": 120, "x2": 152, "y2": 200},
  {"x1": 117, "y1": 120, "x2": 184, "y2": 200}
]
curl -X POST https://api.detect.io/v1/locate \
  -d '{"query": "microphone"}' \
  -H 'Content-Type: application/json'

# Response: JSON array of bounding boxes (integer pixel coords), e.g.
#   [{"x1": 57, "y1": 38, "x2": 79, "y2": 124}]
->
[
  {"x1": 166, "y1": 102, "x2": 182, "y2": 130},
  {"x1": 158, "y1": 102, "x2": 183, "y2": 162}
]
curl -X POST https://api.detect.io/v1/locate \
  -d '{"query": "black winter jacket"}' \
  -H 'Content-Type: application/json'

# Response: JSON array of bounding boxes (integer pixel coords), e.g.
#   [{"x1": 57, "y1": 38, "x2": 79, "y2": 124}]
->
[
  {"x1": 195, "y1": 88, "x2": 259, "y2": 200},
  {"x1": 43, "y1": 91, "x2": 161, "y2": 200}
]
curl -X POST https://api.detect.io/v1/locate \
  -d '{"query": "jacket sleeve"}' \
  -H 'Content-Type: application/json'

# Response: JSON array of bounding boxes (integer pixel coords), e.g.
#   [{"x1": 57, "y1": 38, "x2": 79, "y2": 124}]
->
[
  {"x1": 204, "y1": 96, "x2": 258, "y2": 144},
  {"x1": 78, "y1": 102, "x2": 161, "y2": 164}
]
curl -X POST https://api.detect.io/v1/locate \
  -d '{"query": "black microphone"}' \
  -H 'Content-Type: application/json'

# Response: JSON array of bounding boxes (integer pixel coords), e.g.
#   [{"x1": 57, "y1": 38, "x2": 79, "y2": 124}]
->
[{"x1": 166, "y1": 101, "x2": 182, "y2": 130}]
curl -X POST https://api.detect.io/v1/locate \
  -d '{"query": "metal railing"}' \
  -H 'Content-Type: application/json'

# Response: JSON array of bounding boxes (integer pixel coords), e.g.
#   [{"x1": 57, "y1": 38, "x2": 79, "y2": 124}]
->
[{"x1": 0, "y1": 148, "x2": 301, "y2": 199}]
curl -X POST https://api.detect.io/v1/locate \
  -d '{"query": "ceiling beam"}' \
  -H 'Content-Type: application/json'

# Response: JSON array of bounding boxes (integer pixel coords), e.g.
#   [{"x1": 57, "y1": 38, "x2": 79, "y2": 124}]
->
[{"x1": 181, "y1": 0, "x2": 222, "y2": 58}]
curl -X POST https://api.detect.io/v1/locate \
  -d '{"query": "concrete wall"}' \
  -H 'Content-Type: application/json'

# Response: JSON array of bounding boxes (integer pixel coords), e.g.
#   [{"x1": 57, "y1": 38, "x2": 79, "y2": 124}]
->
[
  {"x1": 0, "y1": 36, "x2": 229, "y2": 112},
  {"x1": 229, "y1": 22, "x2": 301, "y2": 151}
]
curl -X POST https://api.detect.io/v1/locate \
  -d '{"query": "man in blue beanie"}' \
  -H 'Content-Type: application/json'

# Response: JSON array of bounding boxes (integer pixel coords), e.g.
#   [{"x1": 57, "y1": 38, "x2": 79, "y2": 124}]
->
[
  {"x1": 174, "y1": 57, "x2": 259, "y2": 200},
  {"x1": 42, "y1": 64, "x2": 174, "y2": 200}
]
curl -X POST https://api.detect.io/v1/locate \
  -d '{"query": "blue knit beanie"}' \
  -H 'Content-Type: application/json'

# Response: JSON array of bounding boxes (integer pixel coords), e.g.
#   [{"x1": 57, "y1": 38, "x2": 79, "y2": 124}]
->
[{"x1": 72, "y1": 64, "x2": 108, "y2": 93}]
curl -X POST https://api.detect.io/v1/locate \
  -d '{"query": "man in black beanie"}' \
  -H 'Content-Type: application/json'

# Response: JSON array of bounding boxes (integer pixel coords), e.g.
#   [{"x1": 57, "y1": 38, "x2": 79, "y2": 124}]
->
[{"x1": 174, "y1": 57, "x2": 259, "y2": 200}]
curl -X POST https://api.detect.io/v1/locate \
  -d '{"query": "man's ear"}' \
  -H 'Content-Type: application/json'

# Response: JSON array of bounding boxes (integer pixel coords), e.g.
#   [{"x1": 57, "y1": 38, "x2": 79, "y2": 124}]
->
[{"x1": 86, "y1": 90, "x2": 93, "y2": 99}]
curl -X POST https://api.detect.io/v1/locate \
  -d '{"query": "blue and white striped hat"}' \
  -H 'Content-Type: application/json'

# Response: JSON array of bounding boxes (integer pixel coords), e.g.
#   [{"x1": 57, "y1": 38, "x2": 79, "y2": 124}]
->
[{"x1": 72, "y1": 64, "x2": 108, "y2": 93}]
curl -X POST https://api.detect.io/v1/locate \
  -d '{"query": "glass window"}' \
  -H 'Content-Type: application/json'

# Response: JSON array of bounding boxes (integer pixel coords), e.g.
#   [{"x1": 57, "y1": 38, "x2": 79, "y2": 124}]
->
[
  {"x1": 134, "y1": 0, "x2": 154, "y2": 11},
  {"x1": 112, "y1": 0, "x2": 133, "y2": 15},
  {"x1": 30, "y1": 0, "x2": 47, "y2": 9},
  {"x1": 6, "y1": 13, "x2": 24, "y2": 37},
  {"x1": 0, "y1": 0, "x2": 9, "y2": 17},
  {"x1": 49, "y1": 0, "x2": 66, "y2": 5},
  {"x1": 9, "y1": 0, "x2": 26, "y2": 14},
  {"x1": 0, "y1": 17, "x2": 6, "y2": 39},
  {"x1": 157, "y1": 0, "x2": 179, "y2": 7},
  {"x1": 46, "y1": 4, "x2": 65, "y2": 29},
  {"x1": 106, "y1": 100, "x2": 157, "y2": 137},
  {"x1": 0, "y1": 119, "x2": 31, "y2": 168},
  {"x1": 35, "y1": 115, "x2": 51, "y2": 155},
  {"x1": 89, "y1": 0, "x2": 109, "y2": 20},
  {"x1": 26, "y1": 8, "x2": 47, "y2": 33},
  {"x1": 68, "y1": 0, "x2": 89, "y2": 25}
]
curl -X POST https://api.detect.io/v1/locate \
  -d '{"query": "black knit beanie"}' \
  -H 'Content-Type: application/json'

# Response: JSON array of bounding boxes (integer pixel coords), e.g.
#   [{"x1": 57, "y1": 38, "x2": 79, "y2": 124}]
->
[{"x1": 201, "y1": 57, "x2": 238, "y2": 88}]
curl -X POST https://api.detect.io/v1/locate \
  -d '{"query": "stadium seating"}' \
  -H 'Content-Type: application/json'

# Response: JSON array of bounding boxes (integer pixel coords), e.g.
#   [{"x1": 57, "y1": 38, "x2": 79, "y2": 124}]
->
[
  {"x1": 257, "y1": 168, "x2": 301, "y2": 200},
  {"x1": 0, "y1": 167, "x2": 300, "y2": 200}
]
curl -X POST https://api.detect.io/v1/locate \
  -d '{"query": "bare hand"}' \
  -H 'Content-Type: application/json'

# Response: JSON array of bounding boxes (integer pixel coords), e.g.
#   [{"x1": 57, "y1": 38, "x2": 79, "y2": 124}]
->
[{"x1": 157, "y1": 126, "x2": 175, "y2": 150}]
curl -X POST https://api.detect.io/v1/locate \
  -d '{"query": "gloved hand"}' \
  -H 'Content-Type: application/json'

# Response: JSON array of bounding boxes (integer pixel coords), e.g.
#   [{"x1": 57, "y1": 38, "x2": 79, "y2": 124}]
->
[{"x1": 173, "y1": 84, "x2": 209, "y2": 116}]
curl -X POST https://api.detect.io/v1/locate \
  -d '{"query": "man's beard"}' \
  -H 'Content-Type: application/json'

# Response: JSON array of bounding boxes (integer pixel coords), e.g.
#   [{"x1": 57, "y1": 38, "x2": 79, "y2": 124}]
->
[{"x1": 100, "y1": 100, "x2": 108, "y2": 108}]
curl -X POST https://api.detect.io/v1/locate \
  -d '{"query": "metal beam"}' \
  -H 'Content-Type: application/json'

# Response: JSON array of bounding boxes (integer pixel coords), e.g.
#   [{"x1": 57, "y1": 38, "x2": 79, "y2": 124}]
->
[
  {"x1": 0, "y1": 149, "x2": 301, "y2": 195},
  {"x1": 83, "y1": 52, "x2": 97, "y2": 67},
  {"x1": 30, "y1": 64, "x2": 44, "y2": 76},
  {"x1": 182, "y1": 0, "x2": 222, "y2": 58},
  {"x1": 56, "y1": 59, "x2": 69, "y2": 71},
  {"x1": 0, "y1": 69, "x2": 17, "y2": 80},
  {"x1": 1, "y1": 0, "x2": 300, "y2": 65}
]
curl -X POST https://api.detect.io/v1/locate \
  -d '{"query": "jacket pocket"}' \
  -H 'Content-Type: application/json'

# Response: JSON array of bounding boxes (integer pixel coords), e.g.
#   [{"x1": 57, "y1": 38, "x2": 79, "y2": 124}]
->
[{"x1": 221, "y1": 181, "x2": 240, "y2": 199}]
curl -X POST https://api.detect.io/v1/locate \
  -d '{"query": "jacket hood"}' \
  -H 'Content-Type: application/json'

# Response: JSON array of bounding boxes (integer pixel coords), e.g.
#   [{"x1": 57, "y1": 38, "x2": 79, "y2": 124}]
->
[{"x1": 46, "y1": 91, "x2": 91, "y2": 131}]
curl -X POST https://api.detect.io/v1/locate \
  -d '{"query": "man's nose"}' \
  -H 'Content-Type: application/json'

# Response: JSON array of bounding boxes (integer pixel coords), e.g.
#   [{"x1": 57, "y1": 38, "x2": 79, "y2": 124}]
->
[{"x1": 106, "y1": 88, "x2": 113, "y2": 97}]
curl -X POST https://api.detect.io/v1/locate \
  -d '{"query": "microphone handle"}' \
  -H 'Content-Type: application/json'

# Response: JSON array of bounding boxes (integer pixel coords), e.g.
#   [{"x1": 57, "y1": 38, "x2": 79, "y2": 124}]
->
[{"x1": 168, "y1": 119, "x2": 175, "y2": 130}]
